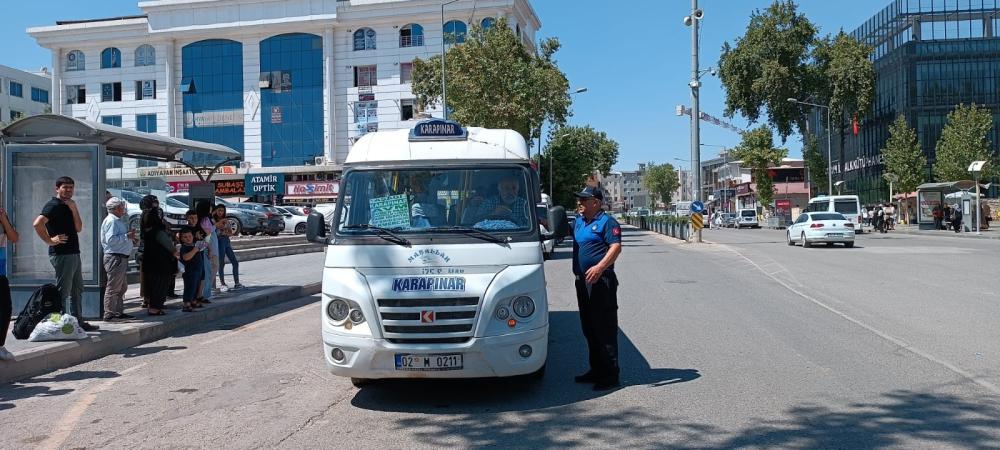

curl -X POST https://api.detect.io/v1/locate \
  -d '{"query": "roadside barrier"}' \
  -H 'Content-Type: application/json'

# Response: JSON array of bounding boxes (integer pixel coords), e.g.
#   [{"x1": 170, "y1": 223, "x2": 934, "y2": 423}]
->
[{"x1": 623, "y1": 215, "x2": 691, "y2": 240}]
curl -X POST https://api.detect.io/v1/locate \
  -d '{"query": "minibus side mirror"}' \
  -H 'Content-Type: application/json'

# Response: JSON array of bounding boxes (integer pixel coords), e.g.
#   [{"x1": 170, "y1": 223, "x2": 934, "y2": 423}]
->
[
  {"x1": 548, "y1": 206, "x2": 568, "y2": 240},
  {"x1": 306, "y1": 212, "x2": 328, "y2": 244}
]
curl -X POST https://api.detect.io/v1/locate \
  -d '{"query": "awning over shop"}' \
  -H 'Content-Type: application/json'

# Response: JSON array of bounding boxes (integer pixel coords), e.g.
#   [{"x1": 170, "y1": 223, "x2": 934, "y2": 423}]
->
[{"x1": 1, "y1": 115, "x2": 241, "y2": 162}]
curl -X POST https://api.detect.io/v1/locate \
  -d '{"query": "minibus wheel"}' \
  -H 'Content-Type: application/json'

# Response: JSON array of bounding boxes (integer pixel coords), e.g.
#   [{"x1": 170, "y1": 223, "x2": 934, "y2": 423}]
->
[{"x1": 351, "y1": 377, "x2": 371, "y2": 388}]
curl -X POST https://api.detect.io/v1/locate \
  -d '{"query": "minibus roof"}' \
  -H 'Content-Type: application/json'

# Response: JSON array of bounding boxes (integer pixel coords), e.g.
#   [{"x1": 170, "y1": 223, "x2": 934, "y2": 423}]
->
[{"x1": 346, "y1": 126, "x2": 529, "y2": 165}]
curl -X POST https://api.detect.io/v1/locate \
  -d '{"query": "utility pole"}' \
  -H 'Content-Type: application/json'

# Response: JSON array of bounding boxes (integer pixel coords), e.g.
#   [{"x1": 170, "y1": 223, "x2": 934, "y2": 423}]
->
[{"x1": 688, "y1": 0, "x2": 703, "y2": 242}]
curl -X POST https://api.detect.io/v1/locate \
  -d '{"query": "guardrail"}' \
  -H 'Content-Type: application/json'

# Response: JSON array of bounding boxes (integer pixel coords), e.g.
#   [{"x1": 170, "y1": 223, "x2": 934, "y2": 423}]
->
[{"x1": 623, "y1": 216, "x2": 692, "y2": 240}]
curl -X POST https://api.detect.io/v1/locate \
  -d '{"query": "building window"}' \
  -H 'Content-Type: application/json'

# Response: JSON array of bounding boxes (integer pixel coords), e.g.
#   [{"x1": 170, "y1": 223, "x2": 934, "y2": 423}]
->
[
  {"x1": 9, "y1": 81, "x2": 23, "y2": 98},
  {"x1": 354, "y1": 65, "x2": 377, "y2": 87},
  {"x1": 135, "y1": 44, "x2": 156, "y2": 66},
  {"x1": 400, "y1": 62, "x2": 413, "y2": 83},
  {"x1": 259, "y1": 33, "x2": 324, "y2": 167},
  {"x1": 9, "y1": 110, "x2": 23, "y2": 122},
  {"x1": 444, "y1": 20, "x2": 467, "y2": 44},
  {"x1": 101, "y1": 47, "x2": 121, "y2": 68},
  {"x1": 102, "y1": 115, "x2": 123, "y2": 168},
  {"x1": 481, "y1": 17, "x2": 495, "y2": 30},
  {"x1": 136, "y1": 113, "x2": 157, "y2": 133},
  {"x1": 101, "y1": 82, "x2": 122, "y2": 102},
  {"x1": 400, "y1": 24, "x2": 424, "y2": 47},
  {"x1": 353, "y1": 28, "x2": 377, "y2": 51},
  {"x1": 31, "y1": 87, "x2": 49, "y2": 103},
  {"x1": 135, "y1": 80, "x2": 157, "y2": 100},
  {"x1": 66, "y1": 50, "x2": 85, "y2": 71},
  {"x1": 66, "y1": 85, "x2": 86, "y2": 104},
  {"x1": 401, "y1": 99, "x2": 416, "y2": 121},
  {"x1": 182, "y1": 39, "x2": 245, "y2": 166},
  {"x1": 101, "y1": 115, "x2": 122, "y2": 127}
]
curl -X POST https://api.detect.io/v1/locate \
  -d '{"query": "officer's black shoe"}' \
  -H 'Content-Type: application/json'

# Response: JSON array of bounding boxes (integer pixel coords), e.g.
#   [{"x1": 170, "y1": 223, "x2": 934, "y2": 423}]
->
[
  {"x1": 574, "y1": 372, "x2": 599, "y2": 383},
  {"x1": 592, "y1": 377, "x2": 620, "y2": 391}
]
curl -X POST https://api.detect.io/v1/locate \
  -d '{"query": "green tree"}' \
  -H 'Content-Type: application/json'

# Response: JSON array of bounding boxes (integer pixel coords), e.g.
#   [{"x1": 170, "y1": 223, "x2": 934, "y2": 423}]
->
[
  {"x1": 719, "y1": 2, "x2": 874, "y2": 142},
  {"x1": 881, "y1": 114, "x2": 927, "y2": 195},
  {"x1": 643, "y1": 163, "x2": 680, "y2": 206},
  {"x1": 731, "y1": 126, "x2": 788, "y2": 208},
  {"x1": 540, "y1": 126, "x2": 619, "y2": 209},
  {"x1": 411, "y1": 18, "x2": 571, "y2": 142},
  {"x1": 811, "y1": 31, "x2": 875, "y2": 125},
  {"x1": 933, "y1": 104, "x2": 998, "y2": 181},
  {"x1": 802, "y1": 133, "x2": 828, "y2": 196},
  {"x1": 718, "y1": 0, "x2": 818, "y2": 140}
]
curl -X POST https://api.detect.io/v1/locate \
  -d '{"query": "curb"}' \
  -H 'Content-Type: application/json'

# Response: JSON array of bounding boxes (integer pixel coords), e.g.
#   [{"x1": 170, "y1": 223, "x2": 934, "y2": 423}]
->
[
  {"x1": 0, "y1": 282, "x2": 322, "y2": 385},
  {"x1": 884, "y1": 229, "x2": 1000, "y2": 240}
]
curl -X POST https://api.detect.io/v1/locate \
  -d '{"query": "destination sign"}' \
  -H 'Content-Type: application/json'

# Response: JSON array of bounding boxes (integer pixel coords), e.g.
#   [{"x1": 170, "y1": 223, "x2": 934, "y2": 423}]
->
[{"x1": 409, "y1": 119, "x2": 467, "y2": 141}]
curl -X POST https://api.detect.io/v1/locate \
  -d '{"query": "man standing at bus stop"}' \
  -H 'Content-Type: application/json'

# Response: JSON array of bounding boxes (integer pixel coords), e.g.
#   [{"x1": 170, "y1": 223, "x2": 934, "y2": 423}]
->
[{"x1": 571, "y1": 186, "x2": 623, "y2": 390}]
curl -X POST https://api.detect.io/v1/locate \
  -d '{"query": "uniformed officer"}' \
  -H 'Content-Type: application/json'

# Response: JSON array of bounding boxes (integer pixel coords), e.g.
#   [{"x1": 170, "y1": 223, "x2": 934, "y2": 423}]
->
[{"x1": 571, "y1": 186, "x2": 623, "y2": 390}]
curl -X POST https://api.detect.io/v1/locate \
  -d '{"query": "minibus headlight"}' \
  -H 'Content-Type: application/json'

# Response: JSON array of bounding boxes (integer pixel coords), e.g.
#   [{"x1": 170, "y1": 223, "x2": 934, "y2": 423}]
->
[
  {"x1": 327, "y1": 298, "x2": 350, "y2": 322},
  {"x1": 495, "y1": 306, "x2": 510, "y2": 320},
  {"x1": 512, "y1": 296, "x2": 535, "y2": 318},
  {"x1": 349, "y1": 309, "x2": 365, "y2": 324}
]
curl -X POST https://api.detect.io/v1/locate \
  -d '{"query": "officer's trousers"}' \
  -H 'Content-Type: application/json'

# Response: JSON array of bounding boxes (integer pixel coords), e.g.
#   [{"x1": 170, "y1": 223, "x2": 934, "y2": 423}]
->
[{"x1": 575, "y1": 271, "x2": 620, "y2": 380}]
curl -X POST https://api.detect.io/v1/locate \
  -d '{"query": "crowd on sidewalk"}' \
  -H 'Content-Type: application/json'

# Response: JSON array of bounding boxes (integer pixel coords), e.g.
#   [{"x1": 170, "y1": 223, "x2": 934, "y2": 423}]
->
[{"x1": 1, "y1": 176, "x2": 245, "y2": 360}]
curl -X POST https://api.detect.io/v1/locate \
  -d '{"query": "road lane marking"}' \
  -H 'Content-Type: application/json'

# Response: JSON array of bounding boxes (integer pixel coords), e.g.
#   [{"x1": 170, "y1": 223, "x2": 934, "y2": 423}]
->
[
  {"x1": 723, "y1": 243, "x2": 1000, "y2": 396},
  {"x1": 37, "y1": 299, "x2": 319, "y2": 449}
]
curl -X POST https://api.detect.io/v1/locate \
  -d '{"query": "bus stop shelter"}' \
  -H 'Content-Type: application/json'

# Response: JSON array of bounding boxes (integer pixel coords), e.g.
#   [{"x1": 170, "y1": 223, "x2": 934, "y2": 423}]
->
[
  {"x1": 915, "y1": 180, "x2": 978, "y2": 230},
  {"x1": 1, "y1": 114, "x2": 241, "y2": 317}
]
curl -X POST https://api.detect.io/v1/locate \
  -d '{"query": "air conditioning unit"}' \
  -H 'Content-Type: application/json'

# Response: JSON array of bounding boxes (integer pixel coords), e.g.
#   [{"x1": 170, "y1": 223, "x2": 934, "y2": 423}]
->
[
  {"x1": 314, "y1": 156, "x2": 324, "y2": 165},
  {"x1": 239, "y1": 161, "x2": 252, "y2": 169}
]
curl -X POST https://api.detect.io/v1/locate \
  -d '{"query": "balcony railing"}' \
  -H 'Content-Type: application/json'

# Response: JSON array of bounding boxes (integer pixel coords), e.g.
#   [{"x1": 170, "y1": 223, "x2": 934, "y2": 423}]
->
[{"x1": 400, "y1": 35, "x2": 424, "y2": 47}]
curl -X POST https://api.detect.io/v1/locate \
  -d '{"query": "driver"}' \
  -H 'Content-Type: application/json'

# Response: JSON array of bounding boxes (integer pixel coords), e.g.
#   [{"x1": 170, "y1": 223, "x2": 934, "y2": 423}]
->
[{"x1": 473, "y1": 176, "x2": 528, "y2": 227}]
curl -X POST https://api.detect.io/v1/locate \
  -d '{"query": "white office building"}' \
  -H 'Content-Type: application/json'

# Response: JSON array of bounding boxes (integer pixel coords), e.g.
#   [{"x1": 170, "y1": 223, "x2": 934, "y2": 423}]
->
[
  {"x1": 28, "y1": 0, "x2": 540, "y2": 200},
  {"x1": 0, "y1": 65, "x2": 51, "y2": 125}
]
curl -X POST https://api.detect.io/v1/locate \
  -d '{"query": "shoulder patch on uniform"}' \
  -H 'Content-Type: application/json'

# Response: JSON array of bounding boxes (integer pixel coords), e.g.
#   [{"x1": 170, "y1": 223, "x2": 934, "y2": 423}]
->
[{"x1": 612, "y1": 226, "x2": 621, "y2": 236}]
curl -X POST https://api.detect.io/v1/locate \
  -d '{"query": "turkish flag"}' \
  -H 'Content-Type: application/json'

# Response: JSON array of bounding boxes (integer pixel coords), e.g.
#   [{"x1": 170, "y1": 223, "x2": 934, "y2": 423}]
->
[{"x1": 852, "y1": 116, "x2": 859, "y2": 136}]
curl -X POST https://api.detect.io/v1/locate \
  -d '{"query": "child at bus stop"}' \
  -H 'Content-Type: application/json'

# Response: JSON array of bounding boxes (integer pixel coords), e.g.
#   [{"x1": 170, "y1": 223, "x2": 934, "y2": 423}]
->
[{"x1": 177, "y1": 227, "x2": 208, "y2": 312}]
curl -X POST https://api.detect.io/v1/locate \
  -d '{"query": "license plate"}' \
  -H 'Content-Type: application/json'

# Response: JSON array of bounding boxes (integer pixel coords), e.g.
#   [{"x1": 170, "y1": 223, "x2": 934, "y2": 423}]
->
[
  {"x1": 827, "y1": 233, "x2": 843, "y2": 237},
  {"x1": 394, "y1": 353, "x2": 463, "y2": 371}
]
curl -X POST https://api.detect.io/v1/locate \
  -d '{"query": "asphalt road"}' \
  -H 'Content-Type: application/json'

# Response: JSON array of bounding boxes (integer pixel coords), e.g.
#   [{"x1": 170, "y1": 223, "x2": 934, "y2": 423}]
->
[{"x1": 2, "y1": 227, "x2": 999, "y2": 449}]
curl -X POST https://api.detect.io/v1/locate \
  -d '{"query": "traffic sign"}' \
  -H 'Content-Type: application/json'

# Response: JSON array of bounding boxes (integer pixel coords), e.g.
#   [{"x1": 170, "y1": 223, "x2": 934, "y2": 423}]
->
[
  {"x1": 691, "y1": 213, "x2": 704, "y2": 231},
  {"x1": 691, "y1": 201, "x2": 705, "y2": 213}
]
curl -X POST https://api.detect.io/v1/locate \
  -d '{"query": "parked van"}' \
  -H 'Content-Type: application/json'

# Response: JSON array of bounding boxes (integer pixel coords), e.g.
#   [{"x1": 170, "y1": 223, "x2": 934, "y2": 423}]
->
[
  {"x1": 804, "y1": 195, "x2": 865, "y2": 233},
  {"x1": 736, "y1": 208, "x2": 759, "y2": 228},
  {"x1": 305, "y1": 120, "x2": 566, "y2": 387}
]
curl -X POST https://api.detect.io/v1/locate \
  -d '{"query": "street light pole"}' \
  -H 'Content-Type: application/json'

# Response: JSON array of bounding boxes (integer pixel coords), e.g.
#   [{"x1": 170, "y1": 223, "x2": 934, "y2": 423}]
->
[
  {"x1": 686, "y1": 0, "x2": 704, "y2": 242},
  {"x1": 788, "y1": 98, "x2": 833, "y2": 196},
  {"x1": 440, "y1": 0, "x2": 459, "y2": 120}
]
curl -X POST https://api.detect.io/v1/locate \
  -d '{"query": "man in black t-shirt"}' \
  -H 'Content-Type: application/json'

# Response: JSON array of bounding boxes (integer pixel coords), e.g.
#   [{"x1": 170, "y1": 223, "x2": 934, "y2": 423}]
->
[{"x1": 33, "y1": 176, "x2": 99, "y2": 332}]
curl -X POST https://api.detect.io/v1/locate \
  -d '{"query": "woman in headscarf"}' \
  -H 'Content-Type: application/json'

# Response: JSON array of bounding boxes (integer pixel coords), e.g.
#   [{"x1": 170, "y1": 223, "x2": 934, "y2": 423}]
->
[
  {"x1": 196, "y1": 200, "x2": 218, "y2": 302},
  {"x1": 141, "y1": 202, "x2": 177, "y2": 315},
  {"x1": 0, "y1": 205, "x2": 20, "y2": 360}
]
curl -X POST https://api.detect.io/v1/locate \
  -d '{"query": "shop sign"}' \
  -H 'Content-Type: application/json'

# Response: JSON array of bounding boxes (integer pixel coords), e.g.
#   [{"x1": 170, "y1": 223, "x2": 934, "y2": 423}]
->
[
  {"x1": 166, "y1": 181, "x2": 191, "y2": 193},
  {"x1": 285, "y1": 181, "x2": 339, "y2": 197},
  {"x1": 245, "y1": 173, "x2": 285, "y2": 196},
  {"x1": 214, "y1": 179, "x2": 246, "y2": 196},
  {"x1": 271, "y1": 106, "x2": 282, "y2": 124},
  {"x1": 138, "y1": 166, "x2": 237, "y2": 178},
  {"x1": 735, "y1": 183, "x2": 752, "y2": 196}
]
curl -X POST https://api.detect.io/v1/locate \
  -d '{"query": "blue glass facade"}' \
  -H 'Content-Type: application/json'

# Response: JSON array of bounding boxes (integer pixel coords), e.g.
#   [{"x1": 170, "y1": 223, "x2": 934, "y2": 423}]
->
[
  {"x1": 259, "y1": 33, "x2": 324, "y2": 167},
  {"x1": 810, "y1": 1, "x2": 1000, "y2": 203},
  {"x1": 182, "y1": 39, "x2": 244, "y2": 166}
]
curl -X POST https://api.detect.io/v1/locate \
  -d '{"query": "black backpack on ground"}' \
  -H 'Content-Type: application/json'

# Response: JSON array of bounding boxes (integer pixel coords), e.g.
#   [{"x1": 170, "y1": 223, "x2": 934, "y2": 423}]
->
[{"x1": 12, "y1": 284, "x2": 64, "y2": 340}]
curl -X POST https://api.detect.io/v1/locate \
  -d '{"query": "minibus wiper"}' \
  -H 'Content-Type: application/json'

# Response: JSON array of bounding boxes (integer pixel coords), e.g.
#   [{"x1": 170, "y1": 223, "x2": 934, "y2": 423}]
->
[
  {"x1": 343, "y1": 224, "x2": 412, "y2": 247},
  {"x1": 427, "y1": 226, "x2": 510, "y2": 246}
]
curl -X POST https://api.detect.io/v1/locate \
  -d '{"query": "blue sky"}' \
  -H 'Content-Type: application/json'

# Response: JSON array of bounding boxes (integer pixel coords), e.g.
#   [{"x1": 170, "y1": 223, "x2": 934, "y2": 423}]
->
[{"x1": 2, "y1": 0, "x2": 886, "y2": 171}]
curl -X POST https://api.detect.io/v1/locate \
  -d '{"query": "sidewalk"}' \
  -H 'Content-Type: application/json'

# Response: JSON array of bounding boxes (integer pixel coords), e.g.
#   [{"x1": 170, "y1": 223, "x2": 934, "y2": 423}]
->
[
  {"x1": 1, "y1": 252, "x2": 325, "y2": 384},
  {"x1": 878, "y1": 224, "x2": 1000, "y2": 240}
]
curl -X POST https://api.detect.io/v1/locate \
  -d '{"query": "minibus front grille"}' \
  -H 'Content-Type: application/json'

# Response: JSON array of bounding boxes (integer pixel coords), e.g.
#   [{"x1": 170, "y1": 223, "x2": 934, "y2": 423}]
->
[{"x1": 376, "y1": 296, "x2": 480, "y2": 342}]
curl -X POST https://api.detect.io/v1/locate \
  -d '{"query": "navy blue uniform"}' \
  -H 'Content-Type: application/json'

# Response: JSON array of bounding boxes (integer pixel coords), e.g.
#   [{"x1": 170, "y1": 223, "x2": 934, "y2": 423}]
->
[{"x1": 572, "y1": 210, "x2": 622, "y2": 382}]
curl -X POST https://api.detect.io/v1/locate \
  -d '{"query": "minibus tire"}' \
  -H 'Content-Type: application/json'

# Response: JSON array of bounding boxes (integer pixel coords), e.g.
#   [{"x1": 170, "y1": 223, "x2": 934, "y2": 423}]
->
[{"x1": 351, "y1": 377, "x2": 371, "y2": 388}]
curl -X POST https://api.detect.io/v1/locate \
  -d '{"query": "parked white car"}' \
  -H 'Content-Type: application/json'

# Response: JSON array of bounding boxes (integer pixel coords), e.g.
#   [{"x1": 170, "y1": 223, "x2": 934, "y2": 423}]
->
[
  {"x1": 786, "y1": 212, "x2": 856, "y2": 248},
  {"x1": 275, "y1": 206, "x2": 308, "y2": 234}
]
